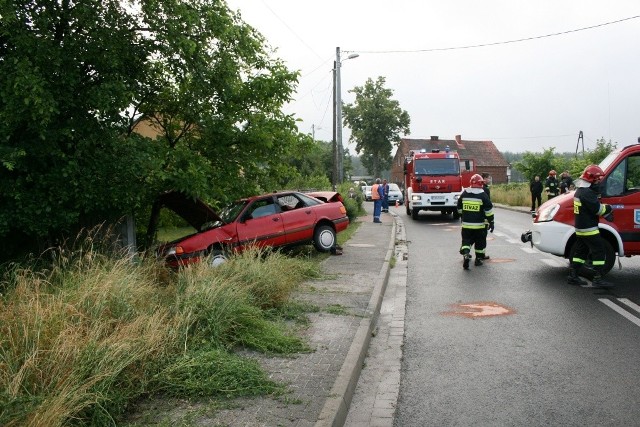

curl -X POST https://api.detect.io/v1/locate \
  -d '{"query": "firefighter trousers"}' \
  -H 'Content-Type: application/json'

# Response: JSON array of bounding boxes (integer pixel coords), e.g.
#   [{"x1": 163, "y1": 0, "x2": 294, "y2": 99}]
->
[
  {"x1": 460, "y1": 227, "x2": 487, "y2": 258},
  {"x1": 570, "y1": 233, "x2": 606, "y2": 273}
]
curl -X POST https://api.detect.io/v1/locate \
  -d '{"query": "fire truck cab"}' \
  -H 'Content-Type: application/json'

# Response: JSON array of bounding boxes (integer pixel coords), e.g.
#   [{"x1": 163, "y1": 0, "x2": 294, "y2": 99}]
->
[
  {"x1": 522, "y1": 140, "x2": 640, "y2": 275},
  {"x1": 404, "y1": 147, "x2": 475, "y2": 220}
]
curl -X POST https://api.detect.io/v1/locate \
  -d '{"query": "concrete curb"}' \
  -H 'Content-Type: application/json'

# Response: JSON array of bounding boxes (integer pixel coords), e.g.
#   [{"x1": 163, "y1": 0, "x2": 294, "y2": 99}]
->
[{"x1": 315, "y1": 218, "x2": 397, "y2": 427}]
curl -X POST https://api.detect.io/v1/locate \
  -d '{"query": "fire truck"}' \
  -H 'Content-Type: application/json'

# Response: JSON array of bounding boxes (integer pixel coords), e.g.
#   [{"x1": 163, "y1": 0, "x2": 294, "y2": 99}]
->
[
  {"x1": 521, "y1": 139, "x2": 640, "y2": 275},
  {"x1": 403, "y1": 147, "x2": 476, "y2": 220}
]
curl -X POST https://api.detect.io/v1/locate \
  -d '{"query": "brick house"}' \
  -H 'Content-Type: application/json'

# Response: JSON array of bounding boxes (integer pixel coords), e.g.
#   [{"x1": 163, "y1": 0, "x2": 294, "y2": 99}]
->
[{"x1": 391, "y1": 135, "x2": 510, "y2": 186}]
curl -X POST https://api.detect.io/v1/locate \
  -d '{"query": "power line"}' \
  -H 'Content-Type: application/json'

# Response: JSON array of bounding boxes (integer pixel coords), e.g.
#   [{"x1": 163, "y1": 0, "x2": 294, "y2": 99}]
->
[{"x1": 349, "y1": 15, "x2": 640, "y2": 55}]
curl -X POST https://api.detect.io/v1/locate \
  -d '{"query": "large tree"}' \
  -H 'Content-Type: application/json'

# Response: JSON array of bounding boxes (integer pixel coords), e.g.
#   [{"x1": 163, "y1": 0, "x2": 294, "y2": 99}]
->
[
  {"x1": 342, "y1": 76, "x2": 410, "y2": 177},
  {"x1": 0, "y1": 0, "x2": 306, "y2": 257}
]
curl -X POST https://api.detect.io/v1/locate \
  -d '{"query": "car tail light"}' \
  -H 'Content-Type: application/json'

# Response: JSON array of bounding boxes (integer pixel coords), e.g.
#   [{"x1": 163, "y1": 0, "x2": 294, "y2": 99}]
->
[{"x1": 340, "y1": 205, "x2": 346, "y2": 214}]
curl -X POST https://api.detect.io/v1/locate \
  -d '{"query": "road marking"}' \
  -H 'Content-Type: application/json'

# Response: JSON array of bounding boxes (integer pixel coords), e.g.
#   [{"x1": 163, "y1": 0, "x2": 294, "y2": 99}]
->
[
  {"x1": 521, "y1": 247, "x2": 537, "y2": 254},
  {"x1": 599, "y1": 298, "x2": 640, "y2": 327},
  {"x1": 618, "y1": 298, "x2": 640, "y2": 314},
  {"x1": 441, "y1": 301, "x2": 516, "y2": 318}
]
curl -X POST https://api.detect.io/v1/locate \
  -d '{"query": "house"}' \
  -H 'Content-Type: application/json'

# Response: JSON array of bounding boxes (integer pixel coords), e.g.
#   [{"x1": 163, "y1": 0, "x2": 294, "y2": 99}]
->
[{"x1": 390, "y1": 135, "x2": 510, "y2": 185}]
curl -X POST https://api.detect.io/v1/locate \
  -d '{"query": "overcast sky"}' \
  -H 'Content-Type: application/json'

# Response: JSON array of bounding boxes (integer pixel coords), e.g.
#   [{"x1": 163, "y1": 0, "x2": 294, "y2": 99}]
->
[{"x1": 225, "y1": 1, "x2": 639, "y2": 154}]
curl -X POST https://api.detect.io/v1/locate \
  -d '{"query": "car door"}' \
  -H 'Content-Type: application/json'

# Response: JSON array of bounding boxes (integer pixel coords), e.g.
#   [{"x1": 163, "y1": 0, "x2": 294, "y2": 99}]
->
[
  {"x1": 276, "y1": 193, "x2": 316, "y2": 245},
  {"x1": 602, "y1": 153, "x2": 640, "y2": 255},
  {"x1": 235, "y1": 196, "x2": 286, "y2": 249}
]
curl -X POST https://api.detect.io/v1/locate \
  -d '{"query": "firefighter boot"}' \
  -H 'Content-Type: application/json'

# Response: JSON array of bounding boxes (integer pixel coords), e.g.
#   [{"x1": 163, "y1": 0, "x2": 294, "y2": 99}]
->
[
  {"x1": 591, "y1": 274, "x2": 614, "y2": 288},
  {"x1": 462, "y1": 252, "x2": 472, "y2": 270},
  {"x1": 474, "y1": 257, "x2": 483, "y2": 266},
  {"x1": 567, "y1": 268, "x2": 587, "y2": 286}
]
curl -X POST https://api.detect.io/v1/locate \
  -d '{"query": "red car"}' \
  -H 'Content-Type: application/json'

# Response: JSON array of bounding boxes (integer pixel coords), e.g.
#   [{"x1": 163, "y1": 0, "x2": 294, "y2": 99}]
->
[{"x1": 150, "y1": 190, "x2": 350, "y2": 267}]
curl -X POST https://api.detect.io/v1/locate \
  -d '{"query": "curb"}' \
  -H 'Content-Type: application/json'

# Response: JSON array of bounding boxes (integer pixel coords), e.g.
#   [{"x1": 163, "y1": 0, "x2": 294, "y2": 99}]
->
[{"x1": 315, "y1": 218, "x2": 397, "y2": 427}]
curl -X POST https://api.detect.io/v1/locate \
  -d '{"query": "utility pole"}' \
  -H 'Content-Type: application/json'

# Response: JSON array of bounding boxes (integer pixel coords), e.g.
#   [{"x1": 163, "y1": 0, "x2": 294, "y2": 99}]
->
[
  {"x1": 333, "y1": 47, "x2": 359, "y2": 186},
  {"x1": 332, "y1": 61, "x2": 338, "y2": 190},
  {"x1": 335, "y1": 47, "x2": 344, "y2": 184}
]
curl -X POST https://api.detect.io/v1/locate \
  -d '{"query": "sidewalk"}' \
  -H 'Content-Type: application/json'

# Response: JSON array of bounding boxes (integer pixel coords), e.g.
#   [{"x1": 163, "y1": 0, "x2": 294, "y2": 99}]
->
[{"x1": 202, "y1": 204, "x2": 397, "y2": 426}]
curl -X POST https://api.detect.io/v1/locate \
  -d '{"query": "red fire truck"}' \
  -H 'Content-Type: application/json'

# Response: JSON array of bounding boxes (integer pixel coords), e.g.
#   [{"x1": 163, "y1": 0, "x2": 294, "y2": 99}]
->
[
  {"x1": 403, "y1": 147, "x2": 476, "y2": 220},
  {"x1": 521, "y1": 139, "x2": 640, "y2": 275}
]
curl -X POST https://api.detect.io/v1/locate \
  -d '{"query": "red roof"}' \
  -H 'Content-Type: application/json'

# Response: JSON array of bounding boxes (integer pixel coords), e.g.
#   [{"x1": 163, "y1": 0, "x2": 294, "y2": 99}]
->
[{"x1": 398, "y1": 137, "x2": 509, "y2": 167}]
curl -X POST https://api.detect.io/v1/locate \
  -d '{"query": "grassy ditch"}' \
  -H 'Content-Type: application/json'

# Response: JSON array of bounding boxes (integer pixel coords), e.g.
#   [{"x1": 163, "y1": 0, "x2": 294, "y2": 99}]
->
[{"x1": 0, "y1": 243, "x2": 321, "y2": 426}]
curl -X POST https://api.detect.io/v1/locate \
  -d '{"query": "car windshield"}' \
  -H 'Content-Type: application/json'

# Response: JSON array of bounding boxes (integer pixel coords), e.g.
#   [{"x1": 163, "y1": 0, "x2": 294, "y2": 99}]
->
[
  {"x1": 388, "y1": 183, "x2": 400, "y2": 191},
  {"x1": 218, "y1": 199, "x2": 248, "y2": 223}
]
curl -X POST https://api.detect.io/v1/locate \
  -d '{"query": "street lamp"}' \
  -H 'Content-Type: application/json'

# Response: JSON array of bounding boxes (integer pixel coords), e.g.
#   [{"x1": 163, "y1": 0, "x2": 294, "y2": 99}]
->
[{"x1": 333, "y1": 47, "x2": 359, "y2": 188}]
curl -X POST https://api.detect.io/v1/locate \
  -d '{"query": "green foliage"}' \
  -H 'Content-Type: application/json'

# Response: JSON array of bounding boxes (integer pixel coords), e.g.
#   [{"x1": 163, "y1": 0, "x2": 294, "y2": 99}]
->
[
  {"x1": 513, "y1": 138, "x2": 617, "y2": 183},
  {"x1": 0, "y1": 0, "x2": 306, "y2": 260},
  {"x1": 153, "y1": 348, "x2": 284, "y2": 398},
  {"x1": 0, "y1": 241, "x2": 320, "y2": 426},
  {"x1": 343, "y1": 77, "x2": 410, "y2": 177},
  {"x1": 286, "y1": 174, "x2": 332, "y2": 192}
]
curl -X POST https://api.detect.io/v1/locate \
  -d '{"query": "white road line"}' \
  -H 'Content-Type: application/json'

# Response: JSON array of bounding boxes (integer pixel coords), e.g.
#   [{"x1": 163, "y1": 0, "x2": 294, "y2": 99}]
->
[
  {"x1": 618, "y1": 298, "x2": 640, "y2": 315},
  {"x1": 521, "y1": 247, "x2": 538, "y2": 254},
  {"x1": 599, "y1": 298, "x2": 640, "y2": 327}
]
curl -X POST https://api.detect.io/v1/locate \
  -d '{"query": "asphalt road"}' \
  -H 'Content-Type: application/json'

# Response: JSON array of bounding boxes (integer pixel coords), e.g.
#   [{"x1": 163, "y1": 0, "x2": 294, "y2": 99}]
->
[{"x1": 394, "y1": 207, "x2": 640, "y2": 426}]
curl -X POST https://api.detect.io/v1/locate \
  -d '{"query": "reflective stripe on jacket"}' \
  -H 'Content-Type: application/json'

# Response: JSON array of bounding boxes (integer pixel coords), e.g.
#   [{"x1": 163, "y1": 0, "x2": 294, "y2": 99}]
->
[
  {"x1": 573, "y1": 186, "x2": 611, "y2": 236},
  {"x1": 457, "y1": 188, "x2": 494, "y2": 229}
]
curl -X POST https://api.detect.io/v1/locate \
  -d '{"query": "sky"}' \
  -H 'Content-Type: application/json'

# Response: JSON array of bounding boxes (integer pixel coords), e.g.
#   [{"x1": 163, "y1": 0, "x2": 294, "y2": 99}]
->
[{"x1": 225, "y1": 1, "x2": 640, "y2": 154}]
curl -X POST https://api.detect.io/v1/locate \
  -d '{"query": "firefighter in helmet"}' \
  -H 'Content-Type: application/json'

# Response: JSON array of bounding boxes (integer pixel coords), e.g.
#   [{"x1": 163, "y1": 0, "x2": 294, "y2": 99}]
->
[
  {"x1": 568, "y1": 164, "x2": 615, "y2": 288},
  {"x1": 457, "y1": 174, "x2": 494, "y2": 270},
  {"x1": 545, "y1": 169, "x2": 559, "y2": 199}
]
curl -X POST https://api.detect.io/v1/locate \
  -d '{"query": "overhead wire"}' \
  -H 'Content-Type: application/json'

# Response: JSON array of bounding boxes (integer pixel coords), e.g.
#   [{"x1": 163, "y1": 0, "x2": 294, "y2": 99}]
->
[{"x1": 348, "y1": 15, "x2": 640, "y2": 55}]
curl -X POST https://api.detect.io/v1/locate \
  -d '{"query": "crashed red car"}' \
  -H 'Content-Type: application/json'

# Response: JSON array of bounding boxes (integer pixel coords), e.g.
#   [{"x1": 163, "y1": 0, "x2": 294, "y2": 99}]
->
[{"x1": 149, "y1": 190, "x2": 350, "y2": 267}]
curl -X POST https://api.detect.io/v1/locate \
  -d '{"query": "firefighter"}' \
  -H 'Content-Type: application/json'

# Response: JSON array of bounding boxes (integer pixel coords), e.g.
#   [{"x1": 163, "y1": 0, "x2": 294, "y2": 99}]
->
[
  {"x1": 545, "y1": 169, "x2": 559, "y2": 199},
  {"x1": 457, "y1": 174, "x2": 494, "y2": 270},
  {"x1": 568, "y1": 165, "x2": 615, "y2": 288}
]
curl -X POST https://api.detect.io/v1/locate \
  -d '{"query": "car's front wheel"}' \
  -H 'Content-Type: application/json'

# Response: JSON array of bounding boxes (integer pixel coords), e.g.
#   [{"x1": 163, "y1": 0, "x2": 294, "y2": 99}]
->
[
  {"x1": 313, "y1": 224, "x2": 336, "y2": 252},
  {"x1": 568, "y1": 237, "x2": 615, "y2": 278},
  {"x1": 207, "y1": 247, "x2": 229, "y2": 267}
]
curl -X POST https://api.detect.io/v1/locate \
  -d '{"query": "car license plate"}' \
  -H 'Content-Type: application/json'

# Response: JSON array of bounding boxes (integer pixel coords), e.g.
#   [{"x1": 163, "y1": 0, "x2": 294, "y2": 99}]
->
[{"x1": 432, "y1": 195, "x2": 444, "y2": 200}]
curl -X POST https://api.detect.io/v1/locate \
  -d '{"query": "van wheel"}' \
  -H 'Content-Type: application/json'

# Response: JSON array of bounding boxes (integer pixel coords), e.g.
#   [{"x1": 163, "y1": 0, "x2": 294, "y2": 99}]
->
[
  {"x1": 569, "y1": 238, "x2": 615, "y2": 278},
  {"x1": 313, "y1": 225, "x2": 335, "y2": 252}
]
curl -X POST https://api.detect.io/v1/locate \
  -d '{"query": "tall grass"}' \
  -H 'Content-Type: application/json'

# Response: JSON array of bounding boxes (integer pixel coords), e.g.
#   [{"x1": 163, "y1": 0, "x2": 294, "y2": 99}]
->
[
  {"x1": 490, "y1": 182, "x2": 532, "y2": 207},
  {"x1": 0, "y1": 240, "x2": 320, "y2": 426}
]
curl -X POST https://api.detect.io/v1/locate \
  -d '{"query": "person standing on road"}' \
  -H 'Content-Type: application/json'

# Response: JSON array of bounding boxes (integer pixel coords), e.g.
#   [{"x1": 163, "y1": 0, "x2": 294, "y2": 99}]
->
[
  {"x1": 545, "y1": 169, "x2": 560, "y2": 200},
  {"x1": 457, "y1": 174, "x2": 494, "y2": 270},
  {"x1": 371, "y1": 178, "x2": 383, "y2": 223},
  {"x1": 381, "y1": 179, "x2": 390, "y2": 213},
  {"x1": 567, "y1": 164, "x2": 615, "y2": 288},
  {"x1": 530, "y1": 175, "x2": 543, "y2": 212},
  {"x1": 560, "y1": 170, "x2": 574, "y2": 194}
]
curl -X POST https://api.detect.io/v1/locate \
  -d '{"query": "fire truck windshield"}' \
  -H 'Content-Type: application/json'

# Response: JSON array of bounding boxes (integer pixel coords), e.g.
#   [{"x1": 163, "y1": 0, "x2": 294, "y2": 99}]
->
[{"x1": 414, "y1": 158, "x2": 460, "y2": 176}]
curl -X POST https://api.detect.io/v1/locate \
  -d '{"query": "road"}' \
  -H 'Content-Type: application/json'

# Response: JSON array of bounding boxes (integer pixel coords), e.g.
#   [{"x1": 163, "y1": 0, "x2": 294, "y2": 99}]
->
[{"x1": 348, "y1": 205, "x2": 640, "y2": 426}]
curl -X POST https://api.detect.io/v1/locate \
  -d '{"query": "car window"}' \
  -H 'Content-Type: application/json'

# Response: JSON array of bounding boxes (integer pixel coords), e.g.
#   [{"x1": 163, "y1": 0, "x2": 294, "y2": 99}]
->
[
  {"x1": 249, "y1": 199, "x2": 277, "y2": 219},
  {"x1": 389, "y1": 184, "x2": 400, "y2": 191},
  {"x1": 277, "y1": 194, "x2": 305, "y2": 211},
  {"x1": 298, "y1": 193, "x2": 322, "y2": 206}
]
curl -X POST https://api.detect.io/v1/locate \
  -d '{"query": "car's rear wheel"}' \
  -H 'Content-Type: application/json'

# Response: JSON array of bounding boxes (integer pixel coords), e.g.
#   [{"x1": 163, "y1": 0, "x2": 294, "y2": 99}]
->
[{"x1": 313, "y1": 224, "x2": 336, "y2": 252}]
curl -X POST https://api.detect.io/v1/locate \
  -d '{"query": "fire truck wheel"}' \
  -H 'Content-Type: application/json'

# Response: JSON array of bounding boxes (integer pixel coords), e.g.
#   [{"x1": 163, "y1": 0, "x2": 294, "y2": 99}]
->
[
  {"x1": 313, "y1": 224, "x2": 336, "y2": 252},
  {"x1": 406, "y1": 203, "x2": 411, "y2": 216},
  {"x1": 411, "y1": 208, "x2": 420, "y2": 220},
  {"x1": 569, "y1": 238, "x2": 615, "y2": 278}
]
